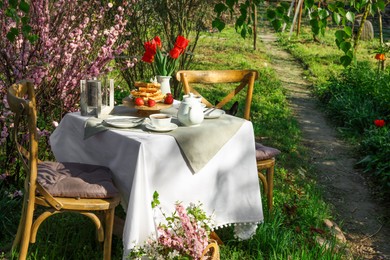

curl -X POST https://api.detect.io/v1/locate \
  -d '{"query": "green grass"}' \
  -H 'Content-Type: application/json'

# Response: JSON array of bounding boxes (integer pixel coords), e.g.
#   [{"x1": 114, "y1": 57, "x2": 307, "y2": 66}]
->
[{"x1": 1, "y1": 26, "x2": 350, "y2": 259}]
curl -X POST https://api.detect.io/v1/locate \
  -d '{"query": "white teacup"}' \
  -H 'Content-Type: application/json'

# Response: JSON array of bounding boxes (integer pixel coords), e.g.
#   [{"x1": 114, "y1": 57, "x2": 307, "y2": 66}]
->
[{"x1": 149, "y1": 114, "x2": 172, "y2": 128}]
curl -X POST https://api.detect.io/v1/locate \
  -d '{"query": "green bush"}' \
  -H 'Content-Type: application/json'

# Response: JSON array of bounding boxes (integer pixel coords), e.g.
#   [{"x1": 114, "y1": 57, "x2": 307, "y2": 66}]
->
[
  {"x1": 319, "y1": 62, "x2": 389, "y2": 134},
  {"x1": 358, "y1": 126, "x2": 390, "y2": 191},
  {"x1": 316, "y1": 62, "x2": 390, "y2": 192}
]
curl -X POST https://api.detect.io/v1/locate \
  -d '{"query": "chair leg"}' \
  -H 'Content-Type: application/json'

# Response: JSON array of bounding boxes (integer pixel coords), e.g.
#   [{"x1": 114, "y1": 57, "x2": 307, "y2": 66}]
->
[
  {"x1": 12, "y1": 196, "x2": 28, "y2": 252},
  {"x1": 18, "y1": 200, "x2": 35, "y2": 260},
  {"x1": 266, "y1": 165, "x2": 275, "y2": 212},
  {"x1": 257, "y1": 172, "x2": 268, "y2": 195},
  {"x1": 103, "y1": 208, "x2": 115, "y2": 260}
]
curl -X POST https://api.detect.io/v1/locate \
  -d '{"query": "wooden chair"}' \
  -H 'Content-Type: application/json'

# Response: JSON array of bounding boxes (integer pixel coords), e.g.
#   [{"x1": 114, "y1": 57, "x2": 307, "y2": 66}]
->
[
  {"x1": 176, "y1": 70, "x2": 258, "y2": 120},
  {"x1": 7, "y1": 81, "x2": 121, "y2": 260},
  {"x1": 176, "y1": 70, "x2": 280, "y2": 211}
]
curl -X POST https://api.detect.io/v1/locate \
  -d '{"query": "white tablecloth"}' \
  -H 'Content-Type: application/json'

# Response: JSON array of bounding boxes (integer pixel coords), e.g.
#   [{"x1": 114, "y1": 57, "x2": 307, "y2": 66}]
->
[{"x1": 50, "y1": 111, "x2": 263, "y2": 259}]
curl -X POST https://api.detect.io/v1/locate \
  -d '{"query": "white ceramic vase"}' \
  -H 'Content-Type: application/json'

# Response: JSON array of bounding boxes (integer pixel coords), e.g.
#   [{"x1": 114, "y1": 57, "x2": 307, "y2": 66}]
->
[{"x1": 156, "y1": 75, "x2": 171, "y2": 95}]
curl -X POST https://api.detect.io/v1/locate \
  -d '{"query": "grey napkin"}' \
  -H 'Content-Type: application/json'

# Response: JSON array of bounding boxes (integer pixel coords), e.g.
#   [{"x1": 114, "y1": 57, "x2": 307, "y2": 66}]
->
[{"x1": 168, "y1": 114, "x2": 245, "y2": 173}]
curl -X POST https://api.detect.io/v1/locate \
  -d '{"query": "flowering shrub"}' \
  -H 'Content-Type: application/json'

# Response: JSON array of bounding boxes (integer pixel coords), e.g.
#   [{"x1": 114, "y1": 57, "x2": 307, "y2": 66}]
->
[
  {"x1": 0, "y1": 0, "x2": 136, "y2": 183},
  {"x1": 128, "y1": 191, "x2": 214, "y2": 260},
  {"x1": 141, "y1": 35, "x2": 189, "y2": 76}
]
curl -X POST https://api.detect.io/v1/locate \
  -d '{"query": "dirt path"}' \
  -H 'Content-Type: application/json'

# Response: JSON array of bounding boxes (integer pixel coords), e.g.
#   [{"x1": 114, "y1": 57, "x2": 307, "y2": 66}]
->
[{"x1": 259, "y1": 30, "x2": 390, "y2": 259}]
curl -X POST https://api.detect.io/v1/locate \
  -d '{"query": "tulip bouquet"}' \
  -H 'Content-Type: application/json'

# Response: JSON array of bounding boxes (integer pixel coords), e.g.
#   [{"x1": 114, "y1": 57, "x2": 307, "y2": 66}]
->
[{"x1": 141, "y1": 35, "x2": 190, "y2": 76}]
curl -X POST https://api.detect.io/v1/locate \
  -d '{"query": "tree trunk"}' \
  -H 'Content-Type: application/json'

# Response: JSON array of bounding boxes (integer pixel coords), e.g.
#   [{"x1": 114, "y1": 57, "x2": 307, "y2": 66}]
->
[
  {"x1": 254, "y1": 4, "x2": 257, "y2": 50},
  {"x1": 354, "y1": 4, "x2": 371, "y2": 55}
]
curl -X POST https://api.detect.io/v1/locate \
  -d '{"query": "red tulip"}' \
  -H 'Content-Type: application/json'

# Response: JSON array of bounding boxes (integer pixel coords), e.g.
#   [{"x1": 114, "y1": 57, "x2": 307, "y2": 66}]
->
[
  {"x1": 174, "y1": 35, "x2": 189, "y2": 50},
  {"x1": 144, "y1": 41, "x2": 157, "y2": 56},
  {"x1": 374, "y1": 119, "x2": 385, "y2": 127},
  {"x1": 153, "y1": 36, "x2": 162, "y2": 49},
  {"x1": 141, "y1": 52, "x2": 154, "y2": 63},
  {"x1": 169, "y1": 46, "x2": 181, "y2": 59}
]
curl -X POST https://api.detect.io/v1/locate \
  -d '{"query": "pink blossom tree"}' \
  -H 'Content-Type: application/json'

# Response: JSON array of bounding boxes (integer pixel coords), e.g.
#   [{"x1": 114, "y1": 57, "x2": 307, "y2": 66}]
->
[{"x1": 0, "y1": 0, "x2": 136, "y2": 178}]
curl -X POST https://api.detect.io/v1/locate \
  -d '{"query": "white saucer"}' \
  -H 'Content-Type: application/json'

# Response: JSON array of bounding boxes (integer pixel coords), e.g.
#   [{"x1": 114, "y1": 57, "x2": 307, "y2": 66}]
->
[
  {"x1": 145, "y1": 123, "x2": 178, "y2": 132},
  {"x1": 204, "y1": 109, "x2": 225, "y2": 119},
  {"x1": 103, "y1": 116, "x2": 144, "y2": 128}
]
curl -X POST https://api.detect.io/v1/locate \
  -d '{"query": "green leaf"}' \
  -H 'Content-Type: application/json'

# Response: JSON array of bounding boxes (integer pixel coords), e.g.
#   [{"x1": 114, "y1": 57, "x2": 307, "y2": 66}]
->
[
  {"x1": 311, "y1": 10, "x2": 319, "y2": 19},
  {"x1": 361, "y1": 0, "x2": 369, "y2": 6},
  {"x1": 212, "y1": 18, "x2": 225, "y2": 32},
  {"x1": 27, "y1": 34, "x2": 38, "y2": 44},
  {"x1": 310, "y1": 19, "x2": 320, "y2": 35},
  {"x1": 236, "y1": 16, "x2": 245, "y2": 27},
  {"x1": 214, "y1": 3, "x2": 227, "y2": 15},
  {"x1": 335, "y1": 30, "x2": 347, "y2": 41},
  {"x1": 19, "y1": 1, "x2": 30, "y2": 13},
  {"x1": 267, "y1": 9, "x2": 276, "y2": 20},
  {"x1": 239, "y1": 5, "x2": 247, "y2": 17},
  {"x1": 9, "y1": 0, "x2": 18, "y2": 8},
  {"x1": 355, "y1": 2, "x2": 361, "y2": 10},
  {"x1": 283, "y1": 14, "x2": 290, "y2": 23},
  {"x1": 22, "y1": 24, "x2": 31, "y2": 35},
  {"x1": 6, "y1": 28, "x2": 18, "y2": 42},
  {"x1": 333, "y1": 12, "x2": 341, "y2": 25},
  {"x1": 280, "y1": 2, "x2": 290, "y2": 10},
  {"x1": 337, "y1": 7, "x2": 346, "y2": 16},
  {"x1": 340, "y1": 41, "x2": 352, "y2": 53},
  {"x1": 306, "y1": 0, "x2": 315, "y2": 8},
  {"x1": 241, "y1": 27, "x2": 247, "y2": 38},
  {"x1": 21, "y1": 16, "x2": 29, "y2": 25},
  {"x1": 344, "y1": 26, "x2": 352, "y2": 36},
  {"x1": 151, "y1": 191, "x2": 160, "y2": 208},
  {"x1": 276, "y1": 6, "x2": 285, "y2": 16},
  {"x1": 345, "y1": 11, "x2": 355, "y2": 22},
  {"x1": 335, "y1": 1, "x2": 344, "y2": 8},
  {"x1": 226, "y1": 0, "x2": 236, "y2": 9},
  {"x1": 377, "y1": 0, "x2": 385, "y2": 10},
  {"x1": 340, "y1": 55, "x2": 352, "y2": 67},
  {"x1": 328, "y1": 3, "x2": 336, "y2": 12},
  {"x1": 318, "y1": 8, "x2": 329, "y2": 20},
  {"x1": 335, "y1": 38, "x2": 341, "y2": 48},
  {"x1": 271, "y1": 19, "x2": 282, "y2": 32}
]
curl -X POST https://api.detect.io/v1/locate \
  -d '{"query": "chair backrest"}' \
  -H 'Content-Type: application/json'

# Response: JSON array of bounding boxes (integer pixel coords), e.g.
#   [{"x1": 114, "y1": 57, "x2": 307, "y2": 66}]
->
[
  {"x1": 176, "y1": 70, "x2": 258, "y2": 120},
  {"x1": 7, "y1": 80, "x2": 41, "y2": 206}
]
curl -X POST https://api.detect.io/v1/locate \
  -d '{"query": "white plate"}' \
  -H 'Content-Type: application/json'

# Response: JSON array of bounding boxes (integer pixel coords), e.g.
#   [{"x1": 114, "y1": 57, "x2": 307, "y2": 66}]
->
[
  {"x1": 145, "y1": 123, "x2": 178, "y2": 132},
  {"x1": 204, "y1": 109, "x2": 225, "y2": 119},
  {"x1": 103, "y1": 116, "x2": 144, "y2": 128}
]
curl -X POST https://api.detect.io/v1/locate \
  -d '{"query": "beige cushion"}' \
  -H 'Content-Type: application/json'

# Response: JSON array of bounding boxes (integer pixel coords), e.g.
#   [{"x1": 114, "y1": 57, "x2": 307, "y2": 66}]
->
[
  {"x1": 255, "y1": 142, "x2": 281, "y2": 161},
  {"x1": 37, "y1": 162, "x2": 119, "y2": 199}
]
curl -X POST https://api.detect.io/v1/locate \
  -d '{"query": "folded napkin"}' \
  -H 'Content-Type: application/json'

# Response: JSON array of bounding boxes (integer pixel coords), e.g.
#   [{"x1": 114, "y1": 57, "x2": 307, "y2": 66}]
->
[{"x1": 167, "y1": 115, "x2": 245, "y2": 173}]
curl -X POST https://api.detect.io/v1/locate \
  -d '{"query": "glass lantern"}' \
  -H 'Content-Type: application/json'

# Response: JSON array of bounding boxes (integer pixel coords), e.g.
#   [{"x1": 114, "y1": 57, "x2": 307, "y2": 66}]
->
[{"x1": 80, "y1": 79, "x2": 114, "y2": 117}]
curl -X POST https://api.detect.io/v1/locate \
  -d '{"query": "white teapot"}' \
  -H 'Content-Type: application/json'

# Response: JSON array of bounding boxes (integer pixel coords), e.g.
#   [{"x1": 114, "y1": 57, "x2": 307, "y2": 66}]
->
[{"x1": 177, "y1": 93, "x2": 204, "y2": 126}]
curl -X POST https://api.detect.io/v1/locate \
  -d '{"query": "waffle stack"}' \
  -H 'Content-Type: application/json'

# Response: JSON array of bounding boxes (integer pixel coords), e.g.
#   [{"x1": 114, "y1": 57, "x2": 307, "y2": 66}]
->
[{"x1": 131, "y1": 82, "x2": 164, "y2": 102}]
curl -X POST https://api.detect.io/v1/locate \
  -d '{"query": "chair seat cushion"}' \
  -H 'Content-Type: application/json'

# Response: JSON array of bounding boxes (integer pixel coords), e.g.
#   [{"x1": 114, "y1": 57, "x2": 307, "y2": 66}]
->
[
  {"x1": 255, "y1": 142, "x2": 281, "y2": 161},
  {"x1": 37, "y1": 162, "x2": 119, "y2": 199}
]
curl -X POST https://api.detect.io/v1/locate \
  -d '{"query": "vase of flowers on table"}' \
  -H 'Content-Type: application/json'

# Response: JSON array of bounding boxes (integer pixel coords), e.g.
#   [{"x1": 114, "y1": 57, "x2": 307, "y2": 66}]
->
[
  {"x1": 141, "y1": 35, "x2": 190, "y2": 94},
  {"x1": 128, "y1": 191, "x2": 219, "y2": 260}
]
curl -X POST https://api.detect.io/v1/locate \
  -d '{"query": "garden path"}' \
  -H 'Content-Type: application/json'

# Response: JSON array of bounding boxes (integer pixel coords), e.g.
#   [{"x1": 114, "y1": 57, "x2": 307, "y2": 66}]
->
[{"x1": 259, "y1": 29, "x2": 390, "y2": 259}]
